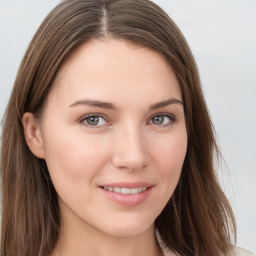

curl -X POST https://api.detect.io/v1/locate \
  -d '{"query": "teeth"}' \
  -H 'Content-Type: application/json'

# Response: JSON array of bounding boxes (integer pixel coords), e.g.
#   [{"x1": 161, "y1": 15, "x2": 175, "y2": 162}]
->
[
  {"x1": 103, "y1": 186, "x2": 147, "y2": 194},
  {"x1": 114, "y1": 187, "x2": 120, "y2": 193},
  {"x1": 121, "y1": 188, "x2": 130, "y2": 194},
  {"x1": 130, "y1": 188, "x2": 137, "y2": 194}
]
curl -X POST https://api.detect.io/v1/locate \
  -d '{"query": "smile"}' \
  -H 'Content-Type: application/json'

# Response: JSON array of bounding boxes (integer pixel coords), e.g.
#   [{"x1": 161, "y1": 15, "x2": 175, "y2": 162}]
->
[
  {"x1": 99, "y1": 182, "x2": 153, "y2": 206},
  {"x1": 103, "y1": 187, "x2": 147, "y2": 194}
]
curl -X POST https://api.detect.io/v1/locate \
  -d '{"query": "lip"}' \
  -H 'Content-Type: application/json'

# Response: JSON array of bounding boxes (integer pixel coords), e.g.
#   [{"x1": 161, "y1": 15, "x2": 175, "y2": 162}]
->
[{"x1": 99, "y1": 182, "x2": 154, "y2": 207}]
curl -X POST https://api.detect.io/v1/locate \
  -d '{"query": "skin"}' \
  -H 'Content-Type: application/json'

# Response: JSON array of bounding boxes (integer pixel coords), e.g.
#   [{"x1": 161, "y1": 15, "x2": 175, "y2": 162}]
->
[{"x1": 23, "y1": 39, "x2": 187, "y2": 256}]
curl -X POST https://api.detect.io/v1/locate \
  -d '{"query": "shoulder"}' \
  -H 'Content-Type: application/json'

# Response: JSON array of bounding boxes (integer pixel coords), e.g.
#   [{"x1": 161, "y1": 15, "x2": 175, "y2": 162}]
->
[
  {"x1": 228, "y1": 246, "x2": 256, "y2": 256},
  {"x1": 160, "y1": 245, "x2": 256, "y2": 256}
]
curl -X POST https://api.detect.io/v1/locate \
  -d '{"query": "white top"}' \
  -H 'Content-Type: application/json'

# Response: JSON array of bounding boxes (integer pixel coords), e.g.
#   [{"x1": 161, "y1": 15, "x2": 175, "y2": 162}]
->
[
  {"x1": 231, "y1": 247, "x2": 256, "y2": 256},
  {"x1": 156, "y1": 230, "x2": 255, "y2": 256}
]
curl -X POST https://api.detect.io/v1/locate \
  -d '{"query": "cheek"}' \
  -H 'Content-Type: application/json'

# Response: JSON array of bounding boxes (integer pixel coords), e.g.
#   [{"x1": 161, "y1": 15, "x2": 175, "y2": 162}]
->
[
  {"x1": 42, "y1": 126, "x2": 110, "y2": 187},
  {"x1": 146, "y1": 132, "x2": 187, "y2": 212},
  {"x1": 157, "y1": 130, "x2": 187, "y2": 157},
  {"x1": 152, "y1": 132, "x2": 187, "y2": 180}
]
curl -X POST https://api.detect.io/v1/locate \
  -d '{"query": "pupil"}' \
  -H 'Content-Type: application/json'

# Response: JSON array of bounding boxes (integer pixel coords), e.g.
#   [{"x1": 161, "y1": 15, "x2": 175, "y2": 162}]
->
[
  {"x1": 153, "y1": 116, "x2": 163, "y2": 124},
  {"x1": 88, "y1": 116, "x2": 99, "y2": 125}
]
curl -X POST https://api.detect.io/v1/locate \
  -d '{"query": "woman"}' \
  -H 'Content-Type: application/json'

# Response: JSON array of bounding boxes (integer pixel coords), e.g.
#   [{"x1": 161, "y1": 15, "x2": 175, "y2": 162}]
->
[{"x1": 0, "y1": 0, "x2": 254, "y2": 255}]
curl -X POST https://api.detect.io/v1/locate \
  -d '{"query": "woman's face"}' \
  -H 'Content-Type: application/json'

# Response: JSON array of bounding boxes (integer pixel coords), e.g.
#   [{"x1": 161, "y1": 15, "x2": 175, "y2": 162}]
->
[{"x1": 37, "y1": 39, "x2": 187, "y2": 237}]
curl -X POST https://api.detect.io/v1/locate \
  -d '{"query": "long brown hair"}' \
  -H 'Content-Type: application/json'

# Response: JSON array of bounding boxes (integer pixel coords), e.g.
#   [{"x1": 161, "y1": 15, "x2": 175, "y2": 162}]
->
[{"x1": 1, "y1": 0, "x2": 236, "y2": 255}]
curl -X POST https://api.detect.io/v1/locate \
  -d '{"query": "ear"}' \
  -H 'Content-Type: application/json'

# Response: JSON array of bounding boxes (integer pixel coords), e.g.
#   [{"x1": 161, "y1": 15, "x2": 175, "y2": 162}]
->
[{"x1": 22, "y1": 112, "x2": 45, "y2": 159}]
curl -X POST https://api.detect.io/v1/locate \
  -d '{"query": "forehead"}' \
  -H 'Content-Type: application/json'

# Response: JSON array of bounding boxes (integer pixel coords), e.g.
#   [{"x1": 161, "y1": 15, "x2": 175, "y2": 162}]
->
[{"x1": 47, "y1": 39, "x2": 182, "y2": 108}]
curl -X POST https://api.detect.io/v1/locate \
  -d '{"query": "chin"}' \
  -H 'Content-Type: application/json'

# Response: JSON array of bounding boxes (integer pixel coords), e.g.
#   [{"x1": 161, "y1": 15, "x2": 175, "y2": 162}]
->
[{"x1": 99, "y1": 214, "x2": 156, "y2": 238}]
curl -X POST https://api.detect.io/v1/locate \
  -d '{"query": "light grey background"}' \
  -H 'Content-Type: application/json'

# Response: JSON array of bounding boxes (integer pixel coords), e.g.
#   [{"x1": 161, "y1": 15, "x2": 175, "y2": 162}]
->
[{"x1": 0, "y1": 0, "x2": 255, "y2": 253}]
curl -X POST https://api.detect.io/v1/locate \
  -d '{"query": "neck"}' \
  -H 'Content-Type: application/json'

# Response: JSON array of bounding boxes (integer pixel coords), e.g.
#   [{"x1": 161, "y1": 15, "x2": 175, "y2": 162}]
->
[
  {"x1": 51, "y1": 210, "x2": 163, "y2": 256},
  {"x1": 51, "y1": 220, "x2": 162, "y2": 256}
]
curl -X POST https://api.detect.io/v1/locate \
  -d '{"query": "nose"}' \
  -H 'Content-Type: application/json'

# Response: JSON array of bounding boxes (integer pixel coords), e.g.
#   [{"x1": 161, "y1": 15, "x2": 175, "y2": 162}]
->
[{"x1": 111, "y1": 126, "x2": 148, "y2": 171}]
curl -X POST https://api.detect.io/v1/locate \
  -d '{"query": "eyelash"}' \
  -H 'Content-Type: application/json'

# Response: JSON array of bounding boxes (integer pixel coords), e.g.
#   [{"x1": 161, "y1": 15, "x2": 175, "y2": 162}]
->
[
  {"x1": 80, "y1": 114, "x2": 109, "y2": 128},
  {"x1": 79, "y1": 113, "x2": 176, "y2": 128},
  {"x1": 148, "y1": 113, "x2": 176, "y2": 127}
]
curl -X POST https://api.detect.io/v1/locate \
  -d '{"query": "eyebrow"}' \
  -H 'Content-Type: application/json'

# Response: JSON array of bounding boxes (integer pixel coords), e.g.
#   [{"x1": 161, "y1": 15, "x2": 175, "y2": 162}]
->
[
  {"x1": 69, "y1": 100, "x2": 116, "y2": 109},
  {"x1": 69, "y1": 98, "x2": 183, "y2": 110},
  {"x1": 149, "y1": 98, "x2": 183, "y2": 110}
]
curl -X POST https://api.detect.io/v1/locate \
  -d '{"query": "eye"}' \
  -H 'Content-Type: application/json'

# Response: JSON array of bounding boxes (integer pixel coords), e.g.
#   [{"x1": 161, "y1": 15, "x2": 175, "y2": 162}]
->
[
  {"x1": 80, "y1": 114, "x2": 108, "y2": 127},
  {"x1": 149, "y1": 113, "x2": 176, "y2": 126}
]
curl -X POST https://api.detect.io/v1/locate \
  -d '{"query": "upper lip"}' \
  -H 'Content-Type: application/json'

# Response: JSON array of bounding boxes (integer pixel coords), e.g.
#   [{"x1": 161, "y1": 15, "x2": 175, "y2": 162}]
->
[{"x1": 99, "y1": 182, "x2": 153, "y2": 188}]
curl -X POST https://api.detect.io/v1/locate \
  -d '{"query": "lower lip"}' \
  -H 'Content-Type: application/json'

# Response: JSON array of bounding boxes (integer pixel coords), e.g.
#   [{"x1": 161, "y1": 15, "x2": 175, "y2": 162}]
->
[{"x1": 99, "y1": 186, "x2": 153, "y2": 207}]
